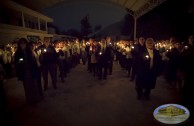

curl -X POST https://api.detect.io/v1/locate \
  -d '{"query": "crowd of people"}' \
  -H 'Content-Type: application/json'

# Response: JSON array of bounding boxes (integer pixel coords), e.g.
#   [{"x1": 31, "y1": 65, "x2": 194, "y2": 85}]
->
[
  {"x1": 114, "y1": 35, "x2": 194, "y2": 109},
  {"x1": 0, "y1": 35, "x2": 194, "y2": 111}
]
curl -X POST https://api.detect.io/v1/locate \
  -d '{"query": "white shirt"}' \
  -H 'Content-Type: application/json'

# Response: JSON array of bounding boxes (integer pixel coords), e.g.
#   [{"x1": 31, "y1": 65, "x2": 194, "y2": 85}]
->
[{"x1": 147, "y1": 48, "x2": 154, "y2": 68}]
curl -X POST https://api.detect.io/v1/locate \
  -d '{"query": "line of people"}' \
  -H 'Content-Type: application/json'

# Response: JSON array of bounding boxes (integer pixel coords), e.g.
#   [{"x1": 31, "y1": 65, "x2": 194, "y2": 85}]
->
[
  {"x1": 86, "y1": 37, "x2": 114, "y2": 80},
  {"x1": 114, "y1": 35, "x2": 194, "y2": 108}
]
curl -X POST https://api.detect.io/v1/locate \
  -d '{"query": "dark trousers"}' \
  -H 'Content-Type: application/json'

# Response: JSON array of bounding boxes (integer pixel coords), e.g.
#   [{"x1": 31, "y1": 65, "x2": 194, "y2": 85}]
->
[
  {"x1": 87, "y1": 56, "x2": 92, "y2": 72},
  {"x1": 98, "y1": 66, "x2": 108, "y2": 79},
  {"x1": 108, "y1": 61, "x2": 113, "y2": 75},
  {"x1": 126, "y1": 58, "x2": 133, "y2": 76},
  {"x1": 131, "y1": 64, "x2": 137, "y2": 80},
  {"x1": 91, "y1": 63, "x2": 97, "y2": 76},
  {"x1": 136, "y1": 87, "x2": 151, "y2": 97},
  {"x1": 42, "y1": 64, "x2": 57, "y2": 90},
  {"x1": 58, "y1": 59, "x2": 66, "y2": 82},
  {"x1": 66, "y1": 57, "x2": 71, "y2": 73}
]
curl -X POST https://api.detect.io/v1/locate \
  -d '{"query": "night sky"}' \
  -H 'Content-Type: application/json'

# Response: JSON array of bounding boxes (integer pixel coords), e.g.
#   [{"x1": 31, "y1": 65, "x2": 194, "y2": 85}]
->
[
  {"x1": 43, "y1": 1, "x2": 127, "y2": 33},
  {"x1": 42, "y1": 0, "x2": 194, "y2": 41}
]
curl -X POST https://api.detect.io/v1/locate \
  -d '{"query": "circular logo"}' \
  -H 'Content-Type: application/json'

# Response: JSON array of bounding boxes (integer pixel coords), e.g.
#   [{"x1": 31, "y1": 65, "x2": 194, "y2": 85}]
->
[{"x1": 153, "y1": 104, "x2": 190, "y2": 125}]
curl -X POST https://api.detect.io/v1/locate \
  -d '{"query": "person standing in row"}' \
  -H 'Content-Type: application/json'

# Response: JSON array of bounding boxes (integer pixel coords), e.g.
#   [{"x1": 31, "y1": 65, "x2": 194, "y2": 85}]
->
[
  {"x1": 180, "y1": 35, "x2": 194, "y2": 110},
  {"x1": 39, "y1": 38, "x2": 58, "y2": 91},
  {"x1": 131, "y1": 37, "x2": 145, "y2": 81},
  {"x1": 29, "y1": 42, "x2": 43, "y2": 96},
  {"x1": 105, "y1": 36, "x2": 114, "y2": 75},
  {"x1": 14, "y1": 38, "x2": 41, "y2": 103},
  {"x1": 135, "y1": 38, "x2": 162, "y2": 100}
]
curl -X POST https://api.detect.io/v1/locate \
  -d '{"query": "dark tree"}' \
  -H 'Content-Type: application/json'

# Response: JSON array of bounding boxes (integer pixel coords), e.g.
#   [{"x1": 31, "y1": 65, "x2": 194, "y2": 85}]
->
[
  {"x1": 47, "y1": 23, "x2": 60, "y2": 34},
  {"x1": 121, "y1": 9, "x2": 134, "y2": 38},
  {"x1": 66, "y1": 28, "x2": 81, "y2": 38},
  {"x1": 94, "y1": 24, "x2": 102, "y2": 32},
  {"x1": 80, "y1": 15, "x2": 92, "y2": 37}
]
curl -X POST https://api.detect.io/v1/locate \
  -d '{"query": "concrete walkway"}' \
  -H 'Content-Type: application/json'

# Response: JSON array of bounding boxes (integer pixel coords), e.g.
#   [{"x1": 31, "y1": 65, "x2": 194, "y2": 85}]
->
[{"x1": 3, "y1": 62, "x2": 192, "y2": 126}]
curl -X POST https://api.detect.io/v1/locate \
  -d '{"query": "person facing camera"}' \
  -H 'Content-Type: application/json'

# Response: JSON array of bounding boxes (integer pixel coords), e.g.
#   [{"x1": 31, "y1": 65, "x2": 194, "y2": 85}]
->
[
  {"x1": 14, "y1": 38, "x2": 41, "y2": 104},
  {"x1": 135, "y1": 38, "x2": 162, "y2": 100},
  {"x1": 39, "y1": 38, "x2": 58, "y2": 91}
]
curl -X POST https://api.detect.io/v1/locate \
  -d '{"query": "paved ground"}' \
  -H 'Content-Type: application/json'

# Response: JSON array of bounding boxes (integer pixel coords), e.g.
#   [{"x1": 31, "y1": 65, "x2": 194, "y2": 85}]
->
[{"x1": 2, "y1": 62, "x2": 193, "y2": 126}]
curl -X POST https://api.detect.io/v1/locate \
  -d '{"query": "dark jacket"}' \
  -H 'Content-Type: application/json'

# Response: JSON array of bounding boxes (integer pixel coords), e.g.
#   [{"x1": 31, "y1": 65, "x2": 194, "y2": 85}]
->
[
  {"x1": 14, "y1": 48, "x2": 38, "y2": 81},
  {"x1": 39, "y1": 45, "x2": 58, "y2": 65},
  {"x1": 136, "y1": 47, "x2": 162, "y2": 89}
]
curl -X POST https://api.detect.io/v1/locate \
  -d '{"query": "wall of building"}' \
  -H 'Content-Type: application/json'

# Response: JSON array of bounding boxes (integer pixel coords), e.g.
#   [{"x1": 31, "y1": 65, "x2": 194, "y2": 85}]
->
[{"x1": 0, "y1": 0, "x2": 53, "y2": 44}]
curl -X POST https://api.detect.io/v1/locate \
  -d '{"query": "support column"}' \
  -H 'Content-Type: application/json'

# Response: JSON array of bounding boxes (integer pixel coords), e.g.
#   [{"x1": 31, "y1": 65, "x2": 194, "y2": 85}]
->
[
  {"x1": 134, "y1": 17, "x2": 137, "y2": 40},
  {"x1": 38, "y1": 18, "x2": 40, "y2": 30},
  {"x1": 22, "y1": 12, "x2": 25, "y2": 27},
  {"x1": 45, "y1": 21, "x2": 47, "y2": 32}
]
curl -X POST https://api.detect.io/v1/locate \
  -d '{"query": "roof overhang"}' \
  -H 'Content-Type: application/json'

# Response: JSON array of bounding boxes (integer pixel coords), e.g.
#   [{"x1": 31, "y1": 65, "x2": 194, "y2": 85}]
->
[{"x1": 11, "y1": 0, "x2": 167, "y2": 18}]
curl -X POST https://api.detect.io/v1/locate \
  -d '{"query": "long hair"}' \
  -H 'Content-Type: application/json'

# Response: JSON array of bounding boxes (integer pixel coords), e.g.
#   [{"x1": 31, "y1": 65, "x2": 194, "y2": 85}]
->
[{"x1": 15, "y1": 38, "x2": 34, "y2": 63}]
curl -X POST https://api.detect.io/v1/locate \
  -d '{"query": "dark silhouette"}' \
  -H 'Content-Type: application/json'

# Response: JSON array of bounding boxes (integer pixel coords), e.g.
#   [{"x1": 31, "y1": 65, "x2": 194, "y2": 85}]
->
[
  {"x1": 94, "y1": 24, "x2": 102, "y2": 32},
  {"x1": 80, "y1": 15, "x2": 92, "y2": 37},
  {"x1": 121, "y1": 9, "x2": 134, "y2": 38}
]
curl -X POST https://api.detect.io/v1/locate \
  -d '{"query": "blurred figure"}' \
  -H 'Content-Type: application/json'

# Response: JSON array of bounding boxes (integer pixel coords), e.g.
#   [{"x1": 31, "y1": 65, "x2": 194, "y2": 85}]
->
[
  {"x1": 126, "y1": 41, "x2": 134, "y2": 77},
  {"x1": 29, "y1": 42, "x2": 43, "y2": 96},
  {"x1": 131, "y1": 37, "x2": 145, "y2": 81},
  {"x1": 106, "y1": 36, "x2": 114, "y2": 75},
  {"x1": 97, "y1": 40, "x2": 108, "y2": 80},
  {"x1": 180, "y1": 35, "x2": 194, "y2": 109},
  {"x1": 14, "y1": 38, "x2": 41, "y2": 103},
  {"x1": 166, "y1": 39, "x2": 182, "y2": 89},
  {"x1": 80, "y1": 40, "x2": 87, "y2": 65},
  {"x1": 39, "y1": 38, "x2": 58, "y2": 91},
  {"x1": 2, "y1": 46, "x2": 12, "y2": 78},
  {"x1": 135, "y1": 38, "x2": 162, "y2": 100}
]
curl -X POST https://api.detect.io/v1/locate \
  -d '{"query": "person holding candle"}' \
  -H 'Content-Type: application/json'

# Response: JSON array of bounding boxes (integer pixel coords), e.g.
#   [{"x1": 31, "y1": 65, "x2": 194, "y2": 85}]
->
[
  {"x1": 131, "y1": 37, "x2": 145, "y2": 81},
  {"x1": 39, "y1": 38, "x2": 58, "y2": 91},
  {"x1": 179, "y1": 35, "x2": 194, "y2": 110},
  {"x1": 135, "y1": 38, "x2": 162, "y2": 100},
  {"x1": 166, "y1": 39, "x2": 182, "y2": 89},
  {"x1": 14, "y1": 38, "x2": 41, "y2": 103}
]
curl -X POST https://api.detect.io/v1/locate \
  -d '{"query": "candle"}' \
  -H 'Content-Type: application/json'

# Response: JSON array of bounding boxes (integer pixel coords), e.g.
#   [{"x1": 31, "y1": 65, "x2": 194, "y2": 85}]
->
[
  {"x1": 19, "y1": 58, "x2": 24, "y2": 61},
  {"x1": 99, "y1": 52, "x2": 102, "y2": 55},
  {"x1": 38, "y1": 49, "x2": 41, "y2": 55},
  {"x1": 132, "y1": 46, "x2": 134, "y2": 49},
  {"x1": 90, "y1": 47, "x2": 92, "y2": 51},
  {"x1": 44, "y1": 49, "x2": 47, "y2": 52},
  {"x1": 184, "y1": 46, "x2": 188, "y2": 49},
  {"x1": 145, "y1": 55, "x2": 149, "y2": 59}
]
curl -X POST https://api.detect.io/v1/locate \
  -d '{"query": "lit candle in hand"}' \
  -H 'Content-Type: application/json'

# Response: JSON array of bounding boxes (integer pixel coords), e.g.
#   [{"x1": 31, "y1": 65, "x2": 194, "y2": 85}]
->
[
  {"x1": 90, "y1": 47, "x2": 92, "y2": 51},
  {"x1": 19, "y1": 58, "x2": 24, "y2": 63},
  {"x1": 169, "y1": 46, "x2": 172, "y2": 50},
  {"x1": 145, "y1": 55, "x2": 149, "y2": 59},
  {"x1": 19, "y1": 58, "x2": 24, "y2": 61}
]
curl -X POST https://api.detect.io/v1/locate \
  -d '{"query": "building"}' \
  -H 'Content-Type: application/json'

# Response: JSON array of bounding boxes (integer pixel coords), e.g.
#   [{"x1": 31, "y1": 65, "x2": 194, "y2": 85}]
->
[{"x1": 0, "y1": 0, "x2": 53, "y2": 45}]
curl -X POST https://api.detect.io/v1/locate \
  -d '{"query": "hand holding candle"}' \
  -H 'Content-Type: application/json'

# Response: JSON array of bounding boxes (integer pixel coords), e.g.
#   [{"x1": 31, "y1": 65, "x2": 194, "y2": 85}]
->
[{"x1": 145, "y1": 55, "x2": 149, "y2": 59}]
